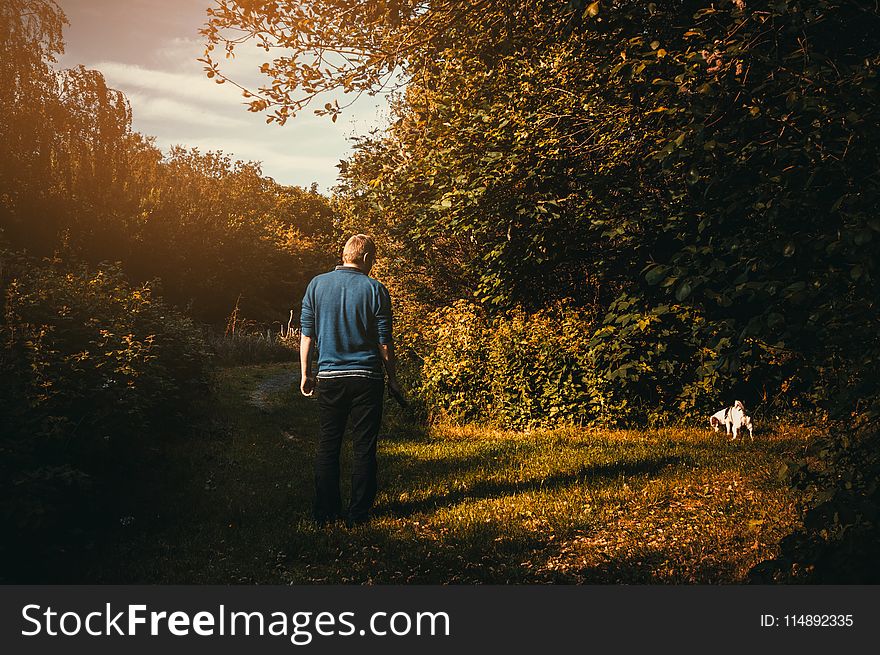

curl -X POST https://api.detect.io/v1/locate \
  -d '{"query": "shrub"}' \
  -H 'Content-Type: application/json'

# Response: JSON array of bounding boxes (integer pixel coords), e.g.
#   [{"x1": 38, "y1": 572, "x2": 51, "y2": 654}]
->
[
  {"x1": 483, "y1": 304, "x2": 603, "y2": 428},
  {"x1": 587, "y1": 295, "x2": 728, "y2": 425},
  {"x1": 750, "y1": 417, "x2": 880, "y2": 583},
  {"x1": 418, "y1": 301, "x2": 493, "y2": 424},
  {"x1": 0, "y1": 256, "x2": 209, "y2": 579},
  {"x1": 417, "y1": 301, "x2": 611, "y2": 429},
  {"x1": 411, "y1": 296, "x2": 800, "y2": 430}
]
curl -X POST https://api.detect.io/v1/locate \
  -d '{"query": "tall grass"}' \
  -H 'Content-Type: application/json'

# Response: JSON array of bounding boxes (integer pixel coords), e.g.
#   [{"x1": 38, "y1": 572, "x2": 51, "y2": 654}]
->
[{"x1": 206, "y1": 327, "x2": 297, "y2": 366}]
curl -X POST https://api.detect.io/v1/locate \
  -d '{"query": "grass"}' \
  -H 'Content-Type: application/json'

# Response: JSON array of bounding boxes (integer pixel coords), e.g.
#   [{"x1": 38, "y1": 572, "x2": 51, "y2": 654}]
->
[
  {"x1": 83, "y1": 363, "x2": 816, "y2": 584},
  {"x1": 206, "y1": 329, "x2": 297, "y2": 366}
]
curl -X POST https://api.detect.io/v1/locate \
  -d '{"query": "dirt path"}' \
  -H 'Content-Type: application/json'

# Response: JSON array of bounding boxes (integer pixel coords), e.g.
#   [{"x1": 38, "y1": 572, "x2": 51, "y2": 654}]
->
[{"x1": 248, "y1": 366, "x2": 299, "y2": 410}]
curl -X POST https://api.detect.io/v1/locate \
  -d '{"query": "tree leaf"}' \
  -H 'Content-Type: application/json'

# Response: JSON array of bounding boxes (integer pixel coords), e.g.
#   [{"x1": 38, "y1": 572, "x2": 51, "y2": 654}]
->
[{"x1": 675, "y1": 281, "x2": 692, "y2": 302}]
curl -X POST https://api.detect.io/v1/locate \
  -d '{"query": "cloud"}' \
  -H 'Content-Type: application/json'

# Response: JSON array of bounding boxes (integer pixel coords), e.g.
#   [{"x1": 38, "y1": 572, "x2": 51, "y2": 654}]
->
[
  {"x1": 55, "y1": 1, "x2": 376, "y2": 189},
  {"x1": 94, "y1": 58, "x2": 383, "y2": 130},
  {"x1": 92, "y1": 60, "x2": 247, "y2": 109},
  {"x1": 123, "y1": 92, "x2": 249, "y2": 129},
  {"x1": 150, "y1": 133, "x2": 342, "y2": 184},
  {"x1": 157, "y1": 36, "x2": 272, "y2": 78},
  {"x1": 86, "y1": 50, "x2": 389, "y2": 191}
]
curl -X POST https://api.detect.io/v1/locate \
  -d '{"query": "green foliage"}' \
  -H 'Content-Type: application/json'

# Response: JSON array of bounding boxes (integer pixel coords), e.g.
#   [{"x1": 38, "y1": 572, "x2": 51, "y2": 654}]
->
[
  {"x1": 414, "y1": 296, "x2": 786, "y2": 429},
  {"x1": 2, "y1": 260, "x2": 208, "y2": 426},
  {"x1": 751, "y1": 420, "x2": 880, "y2": 583},
  {"x1": 629, "y1": 0, "x2": 880, "y2": 415},
  {"x1": 418, "y1": 301, "x2": 492, "y2": 423},
  {"x1": 125, "y1": 147, "x2": 336, "y2": 325},
  {"x1": 484, "y1": 304, "x2": 602, "y2": 428},
  {"x1": 326, "y1": 0, "x2": 880, "y2": 418},
  {"x1": 589, "y1": 295, "x2": 720, "y2": 423},
  {"x1": 0, "y1": 255, "x2": 209, "y2": 577}
]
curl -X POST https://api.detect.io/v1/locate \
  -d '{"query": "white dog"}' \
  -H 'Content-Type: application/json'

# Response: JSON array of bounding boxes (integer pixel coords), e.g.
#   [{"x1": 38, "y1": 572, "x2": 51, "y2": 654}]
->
[{"x1": 709, "y1": 400, "x2": 753, "y2": 440}]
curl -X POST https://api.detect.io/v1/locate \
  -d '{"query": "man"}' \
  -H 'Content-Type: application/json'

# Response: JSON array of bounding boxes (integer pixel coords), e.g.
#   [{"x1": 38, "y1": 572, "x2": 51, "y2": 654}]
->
[{"x1": 299, "y1": 234, "x2": 402, "y2": 527}]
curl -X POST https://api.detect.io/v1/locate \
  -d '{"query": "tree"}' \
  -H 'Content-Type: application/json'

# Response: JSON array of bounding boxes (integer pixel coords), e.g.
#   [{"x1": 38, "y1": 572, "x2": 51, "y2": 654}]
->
[
  {"x1": 200, "y1": 0, "x2": 575, "y2": 123},
  {"x1": 1, "y1": 0, "x2": 338, "y2": 327},
  {"x1": 1, "y1": 0, "x2": 67, "y2": 251}
]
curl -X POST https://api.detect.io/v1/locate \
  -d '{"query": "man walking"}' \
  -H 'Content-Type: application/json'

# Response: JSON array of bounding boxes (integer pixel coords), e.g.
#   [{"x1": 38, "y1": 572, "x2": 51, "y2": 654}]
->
[{"x1": 299, "y1": 234, "x2": 401, "y2": 527}]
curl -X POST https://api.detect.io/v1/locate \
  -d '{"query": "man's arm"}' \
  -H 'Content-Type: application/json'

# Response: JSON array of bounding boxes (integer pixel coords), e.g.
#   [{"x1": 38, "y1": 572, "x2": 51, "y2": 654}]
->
[
  {"x1": 300, "y1": 333, "x2": 315, "y2": 396},
  {"x1": 299, "y1": 282, "x2": 316, "y2": 397}
]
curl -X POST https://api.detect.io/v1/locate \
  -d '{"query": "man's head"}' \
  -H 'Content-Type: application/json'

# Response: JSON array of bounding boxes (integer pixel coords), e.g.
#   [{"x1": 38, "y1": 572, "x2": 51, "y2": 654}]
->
[{"x1": 341, "y1": 234, "x2": 377, "y2": 272}]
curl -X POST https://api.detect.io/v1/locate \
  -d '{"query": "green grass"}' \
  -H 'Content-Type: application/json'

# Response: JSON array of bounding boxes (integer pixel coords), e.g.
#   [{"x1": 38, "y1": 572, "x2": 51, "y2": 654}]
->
[{"x1": 84, "y1": 363, "x2": 815, "y2": 584}]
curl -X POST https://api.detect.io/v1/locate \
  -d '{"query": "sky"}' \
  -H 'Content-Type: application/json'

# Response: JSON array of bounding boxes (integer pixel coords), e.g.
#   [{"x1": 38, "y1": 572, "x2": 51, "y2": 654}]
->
[{"x1": 55, "y1": 0, "x2": 392, "y2": 191}]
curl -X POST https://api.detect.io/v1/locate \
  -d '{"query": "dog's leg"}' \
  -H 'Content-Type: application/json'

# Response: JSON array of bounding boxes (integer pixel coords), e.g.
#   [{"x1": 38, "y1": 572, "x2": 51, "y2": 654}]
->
[{"x1": 731, "y1": 424, "x2": 738, "y2": 440}]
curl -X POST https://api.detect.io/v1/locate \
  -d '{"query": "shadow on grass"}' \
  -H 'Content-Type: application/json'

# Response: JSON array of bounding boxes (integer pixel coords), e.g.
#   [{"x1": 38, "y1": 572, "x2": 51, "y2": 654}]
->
[{"x1": 376, "y1": 454, "x2": 691, "y2": 518}]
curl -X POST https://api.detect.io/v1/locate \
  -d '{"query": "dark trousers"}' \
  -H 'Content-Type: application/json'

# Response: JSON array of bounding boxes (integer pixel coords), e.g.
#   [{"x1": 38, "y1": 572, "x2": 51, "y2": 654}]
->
[{"x1": 314, "y1": 376, "x2": 384, "y2": 523}]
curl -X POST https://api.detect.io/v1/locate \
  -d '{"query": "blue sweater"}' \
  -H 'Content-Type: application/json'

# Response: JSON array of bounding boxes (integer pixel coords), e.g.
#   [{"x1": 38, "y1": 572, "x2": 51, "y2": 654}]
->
[{"x1": 300, "y1": 266, "x2": 393, "y2": 378}]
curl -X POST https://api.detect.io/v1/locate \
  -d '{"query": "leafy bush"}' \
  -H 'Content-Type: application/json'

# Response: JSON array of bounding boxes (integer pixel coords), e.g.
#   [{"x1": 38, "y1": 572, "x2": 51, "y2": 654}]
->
[
  {"x1": 418, "y1": 301, "x2": 493, "y2": 424},
  {"x1": 413, "y1": 296, "x2": 803, "y2": 430},
  {"x1": 2, "y1": 261, "x2": 208, "y2": 428},
  {"x1": 416, "y1": 301, "x2": 625, "y2": 428},
  {"x1": 589, "y1": 294, "x2": 767, "y2": 425},
  {"x1": 0, "y1": 256, "x2": 209, "y2": 579},
  {"x1": 750, "y1": 417, "x2": 880, "y2": 583}
]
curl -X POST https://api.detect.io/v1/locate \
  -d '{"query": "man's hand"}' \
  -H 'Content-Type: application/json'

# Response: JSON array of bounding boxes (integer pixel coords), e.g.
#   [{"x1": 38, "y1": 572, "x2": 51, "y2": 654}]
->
[
  {"x1": 300, "y1": 333, "x2": 315, "y2": 397},
  {"x1": 301, "y1": 376, "x2": 315, "y2": 397}
]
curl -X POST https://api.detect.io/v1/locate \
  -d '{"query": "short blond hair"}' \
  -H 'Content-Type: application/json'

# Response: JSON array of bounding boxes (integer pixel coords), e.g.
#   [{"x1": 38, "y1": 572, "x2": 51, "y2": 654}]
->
[{"x1": 342, "y1": 234, "x2": 376, "y2": 264}]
